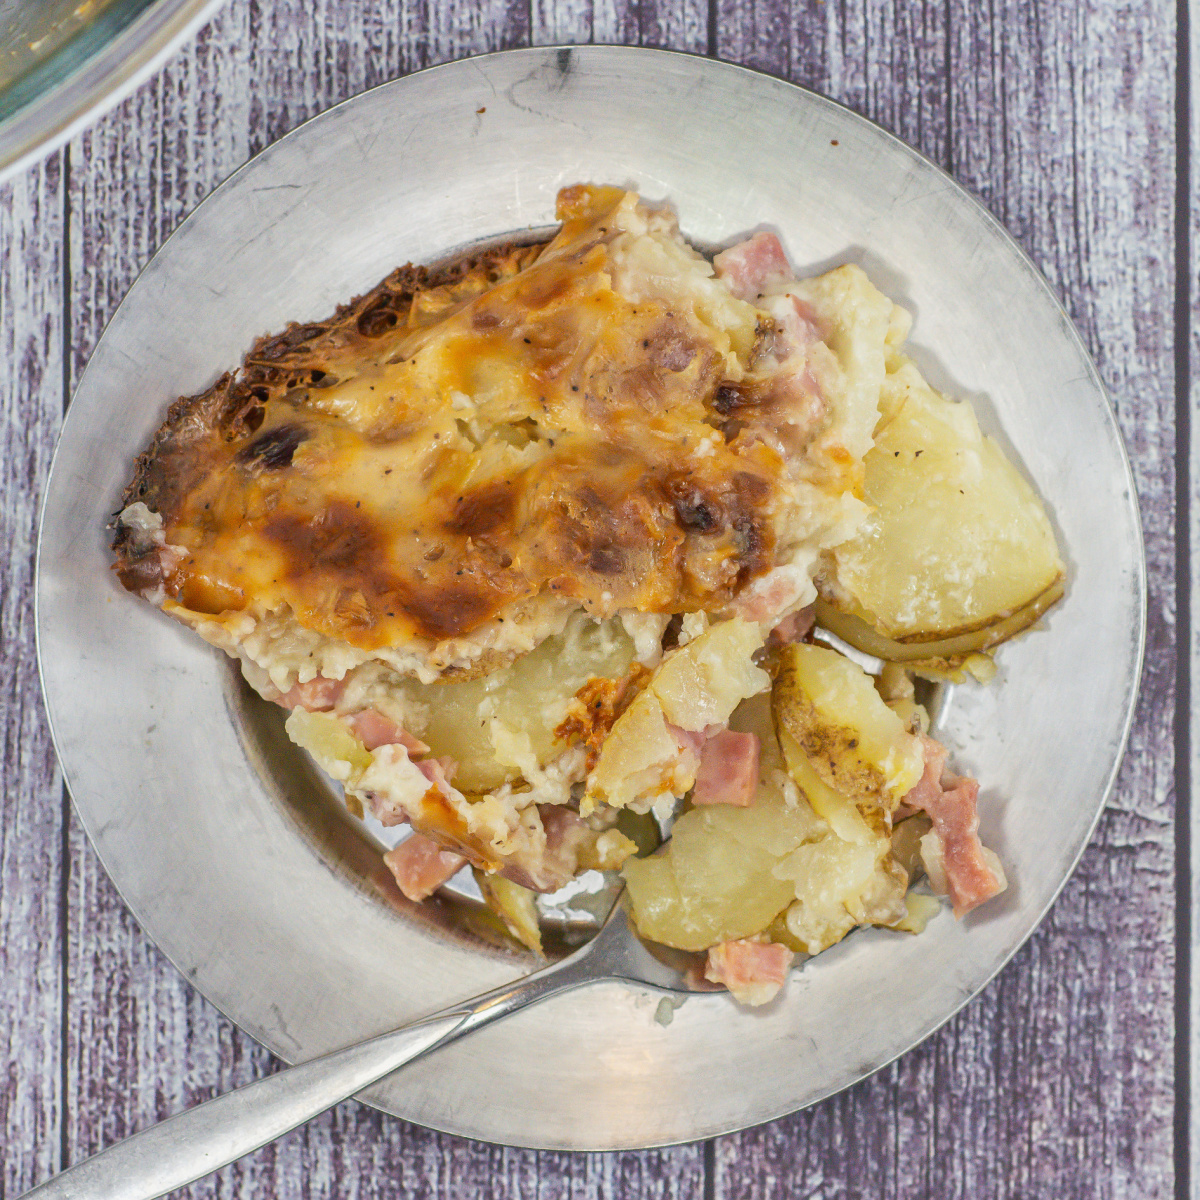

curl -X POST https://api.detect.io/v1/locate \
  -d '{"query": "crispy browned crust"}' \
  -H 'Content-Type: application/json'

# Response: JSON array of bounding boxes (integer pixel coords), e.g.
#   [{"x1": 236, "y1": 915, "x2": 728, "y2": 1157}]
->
[
  {"x1": 554, "y1": 662, "x2": 652, "y2": 770},
  {"x1": 112, "y1": 239, "x2": 548, "y2": 580},
  {"x1": 113, "y1": 200, "x2": 784, "y2": 647}
]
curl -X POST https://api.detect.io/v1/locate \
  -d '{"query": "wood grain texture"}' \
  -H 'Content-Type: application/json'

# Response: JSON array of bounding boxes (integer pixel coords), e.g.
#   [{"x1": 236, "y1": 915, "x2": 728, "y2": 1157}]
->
[
  {"x1": 0, "y1": 153, "x2": 65, "y2": 1198},
  {"x1": 712, "y1": 1, "x2": 1179, "y2": 1197},
  {"x1": 1189, "y1": 0, "x2": 1198, "y2": 1188},
  {"x1": 530, "y1": 0, "x2": 705, "y2": 51},
  {"x1": 0, "y1": 0, "x2": 1183, "y2": 1195}
]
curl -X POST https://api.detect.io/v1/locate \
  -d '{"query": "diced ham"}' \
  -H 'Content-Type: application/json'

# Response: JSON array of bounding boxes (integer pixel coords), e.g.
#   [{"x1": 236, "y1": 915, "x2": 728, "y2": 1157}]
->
[
  {"x1": 898, "y1": 737, "x2": 947, "y2": 815},
  {"x1": 732, "y1": 564, "x2": 810, "y2": 624},
  {"x1": 347, "y1": 708, "x2": 429, "y2": 754},
  {"x1": 383, "y1": 833, "x2": 467, "y2": 901},
  {"x1": 416, "y1": 756, "x2": 459, "y2": 788},
  {"x1": 704, "y1": 938, "x2": 793, "y2": 1006},
  {"x1": 901, "y1": 736, "x2": 1006, "y2": 917},
  {"x1": 713, "y1": 232, "x2": 793, "y2": 301},
  {"x1": 692, "y1": 730, "x2": 760, "y2": 807},
  {"x1": 768, "y1": 294, "x2": 827, "y2": 356},
  {"x1": 273, "y1": 675, "x2": 345, "y2": 712},
  {"x1": 668, "y1": 723, "x2": 709, "y2": 759},
  {"x1": 769, "y1": 604, "x2": 815, "y2": 646},
  {"x1": 665, "y1": 721, "x2": 739, "y2": 798},
  {"x1": 788, "y1": 295, "x2": 824, "y2": 344}
]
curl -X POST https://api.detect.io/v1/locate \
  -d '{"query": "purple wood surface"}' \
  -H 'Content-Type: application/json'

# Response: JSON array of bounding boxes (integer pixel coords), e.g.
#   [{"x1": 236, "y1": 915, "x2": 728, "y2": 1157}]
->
[
  {"x1": 0, "y1": 154, "x2": 64, "y2": 1198},
  {"x1": 0, "y1": 0, "x2": 1186, "y2": 1196},
  {"x1": 1192, "y1": 0, "x2": 1200, "y2": 1184}
]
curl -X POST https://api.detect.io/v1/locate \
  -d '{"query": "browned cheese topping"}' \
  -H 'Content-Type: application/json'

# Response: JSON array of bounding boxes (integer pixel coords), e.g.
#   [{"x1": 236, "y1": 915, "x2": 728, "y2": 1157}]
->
[{"x1": 116, "y1": 185, "x2": 785, "y2": 649}]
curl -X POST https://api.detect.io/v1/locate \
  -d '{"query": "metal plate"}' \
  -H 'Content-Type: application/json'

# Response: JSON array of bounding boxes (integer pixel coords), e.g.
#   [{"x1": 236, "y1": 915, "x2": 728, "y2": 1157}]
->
[{"x1": 36, "y1": 46, "x2": 1145, "y2": 1150}]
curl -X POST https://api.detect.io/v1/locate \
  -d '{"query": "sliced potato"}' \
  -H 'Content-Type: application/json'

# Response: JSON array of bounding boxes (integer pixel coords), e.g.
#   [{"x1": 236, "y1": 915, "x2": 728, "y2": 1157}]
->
[
  {"x1": 398, "y1": 611, "x2": 636, "y2": 792},
  {"x1": 813, "y1": 584, "x2": 1063, "y2": 677},
  {"x1": 584, "y1": 617, "x2": 769, "y2": 813},
  {"x1": 772, "y1": 643, "x2": 924, "y2": 815},
  {"x1": 622, "y1": 790, "x2": 804, "y2": 952},
  {"x1": 625, "y1": 684, "x2": 917, "y2": 956},
  {"x1": 475, "y1": 869, "x2": 543, "y2": 954},
  {"x1": 777, "y1": 726, "x2": 879, "y2": 844},
  {"x1": 581, "y1": 690, "x2": 689, "y2": 814},
  {"x1": 774, "y1": 838, "x2": 895, "y2": 955},
  {"x1": 284, "y1": 708, "x2": 372, "y2": 781},
  {"x1": 622, "y1": 732, "x2": 822, "y2": 951},
  {"x1": 788, "y1": 263, "x2": 910, "y2": 468},
  {"x1": 649, "y1": 616, "x2": 769, "y2": 731},
  {"x1": 821, "y1": 358, "x2": 1064, "y2": 663}
]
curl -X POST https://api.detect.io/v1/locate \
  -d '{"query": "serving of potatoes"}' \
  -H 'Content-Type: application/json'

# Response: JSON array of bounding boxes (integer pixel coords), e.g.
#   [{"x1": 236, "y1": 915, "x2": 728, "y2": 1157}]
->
[
  {"x1": 616, "y1": 362, "x2": 1064, "y2": 968},
  {"x1": 295, "y1": 311, "x2": 1062, "y2": 981},
  {"x1": 399, "y1": 612, "x2": 639, "y2": 793},
  {"x1": 817, "y1": 358, "x2": 1064, "y2": 677},
  {"x1": 622, "y1": 661, "x2": 927, "y2": 957},
  {"x1": 584, "y1": 617, "x2": 769, "y2": 814}
]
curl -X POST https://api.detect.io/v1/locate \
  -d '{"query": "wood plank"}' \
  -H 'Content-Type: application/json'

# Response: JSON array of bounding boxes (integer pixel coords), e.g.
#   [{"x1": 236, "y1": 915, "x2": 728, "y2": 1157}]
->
[
  {"x1": 712, "y1": 1, "x2": 1178, "y2": 1197},
  {"x1": 0, "y1": 152, "x2": 66, "y2": 1197},
  {"x1": 944, "y1": 2, "x2": 1176, "y2": 1192},
  {"x1": 529, "y1": 0, "x2": 704, "y2": 50},
  {"x1": 1189, "y1": 0, "x2": 1199, "y2": 1188},
  {"x1": 60, "y1": 3, "x2": 704, "y2": 1196}
]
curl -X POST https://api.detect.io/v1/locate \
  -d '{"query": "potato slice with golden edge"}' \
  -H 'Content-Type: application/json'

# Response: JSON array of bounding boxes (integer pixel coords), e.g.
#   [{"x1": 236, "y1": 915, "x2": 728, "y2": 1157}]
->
[
  {"x1": 623, "y1": 705, "x2": 822, "y2": 953},
  {"x1": 584, "y1": 617, "x2": 769, "y2": 813},
  {"x1": 581, "y1": 690, "x2": 691, "y2": 814},
  {"x1": 475, "y1": 869, "x2": 543, "y2": 954},
  {"x1": 396, "y1": 612, "x2": 637, "y2": 793},
  {"x1": 820, "y1": 358, "x2": 1064, "y2": 669},
  {"x1": 649, "y1": 616, "x2": 769, "y2": 732},
  {"x1": 777, "y1": 726, "x2": 877, "y2": 844},
  {"x1": 772, "y1": 643, "x2": 924, "y2": 821},
  {"x1": 813, "y1": 586, "x2": 1062, "y2": 681},
  {"x1": 625, "y1": 671, "x2": 926, "y2": 959}
]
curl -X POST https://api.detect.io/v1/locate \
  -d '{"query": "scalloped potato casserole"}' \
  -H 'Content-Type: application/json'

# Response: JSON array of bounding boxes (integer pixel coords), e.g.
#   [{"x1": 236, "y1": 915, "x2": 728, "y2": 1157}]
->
[{"x1": 113, "y1": 185, "x2": 1064, "y2": 1005}]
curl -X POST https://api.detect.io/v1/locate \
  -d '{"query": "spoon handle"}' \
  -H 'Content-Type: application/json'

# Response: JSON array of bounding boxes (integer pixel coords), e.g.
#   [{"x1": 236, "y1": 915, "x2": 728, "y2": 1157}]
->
[{"x1": 21, "y1": 957, "x2": 589, "y2": 1200}]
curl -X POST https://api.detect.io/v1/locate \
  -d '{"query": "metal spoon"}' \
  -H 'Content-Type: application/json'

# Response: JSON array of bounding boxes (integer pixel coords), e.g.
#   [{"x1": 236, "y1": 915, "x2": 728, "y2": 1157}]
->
[{"x1": 22, "y1": 898, "x2": 706, "y2": 1200}]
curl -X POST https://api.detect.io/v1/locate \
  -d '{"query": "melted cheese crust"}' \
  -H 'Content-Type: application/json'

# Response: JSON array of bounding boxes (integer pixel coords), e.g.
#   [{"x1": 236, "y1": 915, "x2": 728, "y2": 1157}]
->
[{"x1": 119, "y1": 186, "x2": 900, "y2": 682}]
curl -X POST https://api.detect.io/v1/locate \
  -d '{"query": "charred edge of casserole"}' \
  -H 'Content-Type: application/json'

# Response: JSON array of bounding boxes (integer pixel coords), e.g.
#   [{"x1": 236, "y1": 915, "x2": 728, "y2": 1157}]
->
[{"x1": 111, "y1": 238, "x2": 551, "y2": 573}]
